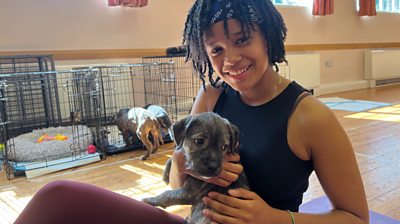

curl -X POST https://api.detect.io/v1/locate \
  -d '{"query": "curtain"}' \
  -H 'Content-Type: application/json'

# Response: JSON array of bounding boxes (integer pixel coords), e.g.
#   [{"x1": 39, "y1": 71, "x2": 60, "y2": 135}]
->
[
  {"x1": 358, "y1": 0, "x2": 377, "y2": 16},
  {"x1": 312, "y1": 0, "x2": 334, "y2": 16},
  {"x1": 108, "y1": 0, "x2": 148, "y2": 7},
  {"x1": 108, "y1": 0, "x2": 120, "y2": 6}
]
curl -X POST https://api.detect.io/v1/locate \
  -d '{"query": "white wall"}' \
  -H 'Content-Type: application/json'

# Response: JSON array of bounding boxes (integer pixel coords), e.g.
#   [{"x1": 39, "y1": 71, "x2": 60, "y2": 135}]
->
[
  {"x1": 279, "y1": 1, "x2": 400, "y2": 44},
  {"x1": 277, "y1": 1, "x2": 400, "y2": 93}
]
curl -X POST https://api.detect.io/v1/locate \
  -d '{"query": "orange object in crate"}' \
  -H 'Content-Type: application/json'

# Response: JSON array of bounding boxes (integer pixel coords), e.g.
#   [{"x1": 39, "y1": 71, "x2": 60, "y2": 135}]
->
[{"x1": 37, "y1": 134, "x2": 68, "y2": 143}]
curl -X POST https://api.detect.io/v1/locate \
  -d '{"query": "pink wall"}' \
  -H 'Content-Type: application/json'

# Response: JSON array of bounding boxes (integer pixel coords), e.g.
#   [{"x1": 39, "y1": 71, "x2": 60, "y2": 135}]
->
[
  {"x1": 2, "y1": 0, "x2": 399, "y2": 50},
  {"x1": 0, "y1": 0, "x2": 193, "y2": 51}
]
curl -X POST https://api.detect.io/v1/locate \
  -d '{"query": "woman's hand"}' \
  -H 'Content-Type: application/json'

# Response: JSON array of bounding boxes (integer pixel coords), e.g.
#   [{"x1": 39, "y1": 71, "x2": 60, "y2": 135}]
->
[
  {"x1": 172, "y1": 151, "x2": 242, "y2": 188},
  {"x1": 207, "y1": 153, "x2": 243, "y2": 187},
  {"x1": 186, "y1": 153, "x2": 243, "y2": 187},
  {"x1": 171, "y1": 149, "x2": 187, "y2": 175},
  {"x1": 202, "y1": 188, "x2": 274, "y2": 224}
]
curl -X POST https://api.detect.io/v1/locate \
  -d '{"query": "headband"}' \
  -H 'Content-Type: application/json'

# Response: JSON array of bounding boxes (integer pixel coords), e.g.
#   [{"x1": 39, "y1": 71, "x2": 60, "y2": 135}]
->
[{"x1": 207, "y1": 0, "x2": 263, "y2": 27}]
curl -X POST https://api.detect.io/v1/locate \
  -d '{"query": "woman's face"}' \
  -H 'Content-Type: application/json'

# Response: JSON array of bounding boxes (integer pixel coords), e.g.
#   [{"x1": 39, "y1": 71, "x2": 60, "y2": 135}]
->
[{"x1": 203, "y1": 19, "x2": 270, "y2": 92}]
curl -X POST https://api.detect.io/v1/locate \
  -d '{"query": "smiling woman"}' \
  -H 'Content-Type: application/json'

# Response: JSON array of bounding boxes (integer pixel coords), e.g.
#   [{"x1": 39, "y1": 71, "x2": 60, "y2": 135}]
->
[{"x1": 203, "y1": 20, "x2": 279, "y2": 102}]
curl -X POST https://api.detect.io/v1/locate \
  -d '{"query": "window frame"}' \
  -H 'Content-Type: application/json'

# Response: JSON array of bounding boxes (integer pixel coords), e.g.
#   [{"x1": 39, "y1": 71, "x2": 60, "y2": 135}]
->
[
  {"x1": 376, "y1": 0, "x2": 400, "y2": 13},
  {"x1": 357, "y1": 0, "x2": 400, "y2": 13},
  {"x1": 271, "y1": 0, "x2": 312, "y2": 8}
]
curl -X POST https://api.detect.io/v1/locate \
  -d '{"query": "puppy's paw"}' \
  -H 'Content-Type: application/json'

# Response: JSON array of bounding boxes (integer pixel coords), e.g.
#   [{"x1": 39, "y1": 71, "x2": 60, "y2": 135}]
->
[
  {"x1": 142, "y1": 197, "x2": 165, "y2": 208},
  {"x1": 141, "y1": 197, "x2": 153, "y2": 205}
]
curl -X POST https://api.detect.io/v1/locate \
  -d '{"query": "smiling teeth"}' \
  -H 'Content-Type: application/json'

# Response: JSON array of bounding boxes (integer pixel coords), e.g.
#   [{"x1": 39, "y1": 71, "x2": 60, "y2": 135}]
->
[{"x1": 228, "y1": 65, "x2": 250, "y2": 76}]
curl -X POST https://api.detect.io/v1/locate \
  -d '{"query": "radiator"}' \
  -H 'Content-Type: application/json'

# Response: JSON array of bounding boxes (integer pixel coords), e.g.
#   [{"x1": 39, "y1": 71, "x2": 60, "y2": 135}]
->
[
  {"x1": 364, "y1": 49, "x2": 400, "y2": 86},
  {"x1": 278, "y1": 52, "x2": 320, "y2": 91}
]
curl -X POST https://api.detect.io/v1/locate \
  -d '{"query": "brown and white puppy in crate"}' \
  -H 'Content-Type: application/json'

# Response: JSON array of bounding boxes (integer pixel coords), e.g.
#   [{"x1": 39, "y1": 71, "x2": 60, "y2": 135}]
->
[
  {"x1": 114, "y1": 107, "x2": 163, "y2": 160},
  {"x1": 144, "y1": 104, "x2": 174, "y2": 141},
  {"x1": 142, "y1": 112, "x2": 249, "y2": 224}
]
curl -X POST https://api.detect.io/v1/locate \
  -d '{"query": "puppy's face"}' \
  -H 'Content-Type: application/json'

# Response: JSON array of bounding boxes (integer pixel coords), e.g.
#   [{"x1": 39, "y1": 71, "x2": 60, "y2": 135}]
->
[
  {"x1": 99, "y1": 129, "x2": 110, "y2": 138},
  {"x1": 172, "y1": 112, "x2": 239, "y2": 178},
  {"x1": 70, "y1": 111, "x2": 82, "y2": 123}
]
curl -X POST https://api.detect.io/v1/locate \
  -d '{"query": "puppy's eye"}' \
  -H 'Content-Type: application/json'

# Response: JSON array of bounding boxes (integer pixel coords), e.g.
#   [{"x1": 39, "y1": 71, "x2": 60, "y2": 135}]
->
[
  {"x1": 194, "y1": 138, "x2": 204, "y2": 145},
  {"x1": 222, "y1": 144, "x2": 229, "y2": 151}
]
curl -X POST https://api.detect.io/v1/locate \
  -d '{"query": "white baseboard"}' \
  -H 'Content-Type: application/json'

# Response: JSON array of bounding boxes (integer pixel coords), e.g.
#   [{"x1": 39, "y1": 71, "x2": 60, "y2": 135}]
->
[{"x1": 318, "y1": 80, "x2": 371, "y2": 95}]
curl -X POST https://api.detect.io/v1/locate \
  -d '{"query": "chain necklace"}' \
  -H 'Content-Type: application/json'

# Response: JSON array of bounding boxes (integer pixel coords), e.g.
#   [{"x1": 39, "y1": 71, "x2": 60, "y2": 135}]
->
[
  {"x1": 238, "y1": 72, "x2": 282, "y2": 106},
  {"x1": 271, "y1": 73, "x2": 282, "y2": 100}
]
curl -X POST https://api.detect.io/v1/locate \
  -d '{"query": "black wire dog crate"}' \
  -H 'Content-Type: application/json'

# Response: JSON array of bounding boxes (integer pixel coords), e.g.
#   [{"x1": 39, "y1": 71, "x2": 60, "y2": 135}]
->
[
  {"x1": 0, "y1": 54, "x2": 56, "y2": 175},
  {"x1": 0, "y1": 69, "x2": 103, "y2": 179},
  {"x1": 82, "y1": 59, "x2": 201, "y2": 155},
  {"x1": 0, "y1": 54, "x2": 55, "y2": 74},
  {"x1": 142, "y1": 55, "x2": 200, "y2": 120},
  {"x1": 0, "y1": 55, "x2": 201, "y2": 178}
]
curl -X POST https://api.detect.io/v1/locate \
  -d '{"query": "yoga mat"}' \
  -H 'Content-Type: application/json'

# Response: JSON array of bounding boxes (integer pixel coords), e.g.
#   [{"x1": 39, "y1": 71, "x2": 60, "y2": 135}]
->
[
  {"x1": 319, "y1": 97, "x2": 392, "y2": 112},
  {"x1": 300, "y1": 196, "x2": 400, "y2": 224},
  {"x1": 319, "y1": 97, "x2": 350, "y2": 103}
]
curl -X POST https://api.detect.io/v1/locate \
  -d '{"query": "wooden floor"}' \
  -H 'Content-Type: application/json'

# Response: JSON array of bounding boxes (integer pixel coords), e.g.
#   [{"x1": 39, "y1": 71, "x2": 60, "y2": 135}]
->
[{"x1": 0, "y1": 84, "x2": 399, "y2": 223}]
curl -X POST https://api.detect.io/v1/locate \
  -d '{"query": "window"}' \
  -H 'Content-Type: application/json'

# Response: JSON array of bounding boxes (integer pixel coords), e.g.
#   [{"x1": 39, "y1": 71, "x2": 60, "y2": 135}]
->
[
  {"x1": 376, "y1": 0, "x2": 400, "y2": 12},
  {"x1": 357, "y1": 0, "x2": 400, "y2": 13},
  {"x1": 271, "y1": 0, "x2": 312, "y2": 7}
]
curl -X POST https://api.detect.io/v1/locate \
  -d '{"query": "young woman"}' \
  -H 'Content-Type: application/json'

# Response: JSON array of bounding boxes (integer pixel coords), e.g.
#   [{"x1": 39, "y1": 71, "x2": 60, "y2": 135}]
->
[
  {"x1": 169, "y1": 0, "x2": 369, "y2": 223},
  {"x1": 15, "y1": 0, "x2": 369, "y2": 223}
]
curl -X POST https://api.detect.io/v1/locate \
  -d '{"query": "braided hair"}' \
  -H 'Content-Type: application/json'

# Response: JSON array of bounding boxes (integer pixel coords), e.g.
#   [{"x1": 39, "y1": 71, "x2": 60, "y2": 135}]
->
[{"x1": 183, "y1": 0, "x2": 287, "y2": 89}]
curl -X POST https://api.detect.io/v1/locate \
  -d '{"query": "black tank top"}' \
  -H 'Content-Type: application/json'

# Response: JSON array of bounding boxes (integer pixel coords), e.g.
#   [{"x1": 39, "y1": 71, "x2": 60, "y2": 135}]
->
[{"x1": 213, "y1": 81, "x2": 314, "y2": 212}]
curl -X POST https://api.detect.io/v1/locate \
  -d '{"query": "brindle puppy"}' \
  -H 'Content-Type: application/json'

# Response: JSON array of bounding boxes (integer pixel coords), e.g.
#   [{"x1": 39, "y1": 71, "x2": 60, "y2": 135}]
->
[
  {"x1": 114, "y1": 107, "x2": 163, "y2": 160},
  {"x1": 142, "y1": 112, "x2": 249, "y2": 224}
]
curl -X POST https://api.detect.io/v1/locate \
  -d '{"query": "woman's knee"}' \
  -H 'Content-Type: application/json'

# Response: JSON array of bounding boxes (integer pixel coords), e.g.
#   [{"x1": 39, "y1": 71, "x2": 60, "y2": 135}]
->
[
  {"x1": 41, "y1": 179, "x2": 74, "y2": 191},
  {"x1": 35, "y1": 180, "x2": 82, "y2": 199}
]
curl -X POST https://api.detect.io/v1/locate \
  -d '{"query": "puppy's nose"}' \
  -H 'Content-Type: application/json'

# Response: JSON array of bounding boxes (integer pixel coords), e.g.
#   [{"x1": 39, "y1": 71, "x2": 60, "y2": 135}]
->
[{"x1": 205, "y1": 160, "x2": 220, "y2": 172}]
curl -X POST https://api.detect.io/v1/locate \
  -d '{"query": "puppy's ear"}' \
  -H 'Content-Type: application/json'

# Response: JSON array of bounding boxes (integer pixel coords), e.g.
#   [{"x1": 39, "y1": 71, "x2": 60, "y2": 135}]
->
[
  {"x1": 172, "y1": 116, "x2": 193, "y2": 148},
  {"x1": 227, "y1": 123, "x2": 240, "y2": 154}
]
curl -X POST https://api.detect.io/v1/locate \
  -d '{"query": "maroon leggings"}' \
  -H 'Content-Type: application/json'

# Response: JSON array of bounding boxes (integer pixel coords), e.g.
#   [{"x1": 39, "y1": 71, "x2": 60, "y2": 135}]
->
[{"x1": 15, "y1": 180, "x2": 186, "y2": 224}]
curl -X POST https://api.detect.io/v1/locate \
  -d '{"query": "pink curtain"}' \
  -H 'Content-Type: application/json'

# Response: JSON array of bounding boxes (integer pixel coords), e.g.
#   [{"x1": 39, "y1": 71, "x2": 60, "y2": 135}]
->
[
  {"x1": 358, "y1": 0, "x2": 377, "y2": 16},
  {"x1": 108, "y1": 0, "x2": 148, "y2": 7},
  {"x1": 313, "y1": 0, "x2": 334, "y2": 16}
]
